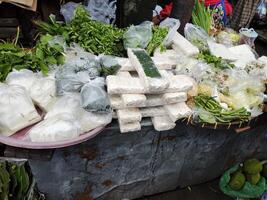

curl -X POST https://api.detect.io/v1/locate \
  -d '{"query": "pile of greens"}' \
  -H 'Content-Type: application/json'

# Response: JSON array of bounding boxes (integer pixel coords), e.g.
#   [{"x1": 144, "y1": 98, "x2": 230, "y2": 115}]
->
[
  {"x1": 146, "y1": 26, "x2": 168, "y2": 56},
  {"x1": 0, "y1": 34, "x2": 65, "y2": 82},
  {"x1": 197, "y1": 51, "x2": 235, "y2": 70},
  {"x1": 35, "y1": 6, "x2": 125, "y2": 56},
  {"x1": 194, "y1": 94, "x2": 251, "y2": 124}
]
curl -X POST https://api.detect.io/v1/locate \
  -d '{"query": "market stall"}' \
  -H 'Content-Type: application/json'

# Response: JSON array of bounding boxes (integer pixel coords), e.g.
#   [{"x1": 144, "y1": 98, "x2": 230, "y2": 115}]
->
[{"x1": 0, "y1": 0, "x2": 267, "y2": 199}]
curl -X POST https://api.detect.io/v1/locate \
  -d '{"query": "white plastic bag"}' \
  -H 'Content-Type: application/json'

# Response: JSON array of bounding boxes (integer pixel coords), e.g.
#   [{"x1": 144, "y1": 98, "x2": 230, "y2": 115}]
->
[
  {"x1": 80, "y1": 110, "x2": 112, "y2": 132},
  {"x1": 30, "y1": 75, "x2": 57, "y2": 112},
  {"x1": 0, "y1": 84, "x2": 41, "y2": 136},
  {"x1": 160, "y1": 17, "x2": 180, "y2": 47},
  {"x1": 5, "y1": 69, "x2": 37, "y2": 91},
  {"x1": 123, "y1": 21, "x2": 153, "y2": 49},
  {"x1": 60, "y1": 2, "x2": 80, "y2": 23},
  {"x1": 80, "y1": 77, "x2": 111, "y2": 113},
  {"x1": 28, "y1": 114, "x2": 81, "y2": 142},
  {"x1": 45, "y1": 93, "x2": 82, "y2": 119},
  {"x1": 86, "y1": 0, "x2": 117, "y2": 24}
]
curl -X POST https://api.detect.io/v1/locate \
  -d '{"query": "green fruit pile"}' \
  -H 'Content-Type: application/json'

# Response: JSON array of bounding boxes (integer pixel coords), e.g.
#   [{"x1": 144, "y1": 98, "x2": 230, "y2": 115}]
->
[{"x1": 229, "y1": 159, "x2": 266, "y2": 191}]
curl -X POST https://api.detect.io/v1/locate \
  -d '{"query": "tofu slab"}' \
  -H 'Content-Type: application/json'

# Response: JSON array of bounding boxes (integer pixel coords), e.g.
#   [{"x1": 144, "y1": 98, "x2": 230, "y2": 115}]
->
[
  {"x1": 140, "y1": 106, "x2": 166, "y2": 117},
  {"x1": 164, "y1": 102, "x2": 192, "y2": 122},
  {"x1": 117, "y1": 108, "x2": 142, "y2": 124},
  {"x1": 128, "y1": 48, "x2": 169, "y2": 93},
  {"x1": 122, "y1": 94, "x2": 147, "y2": 107},
  {"x1": 119, "y1": 121, "x2": 141, "y2": 133},
  {"x1": 152, "y1": 116, "x2": 176, "y2": 131},
  {"x1": 162, "y1": 92, "x2": 187, "y2": 104},
  {"x1": 166, "y1": 75, "x2": 193, "y2": 93}
]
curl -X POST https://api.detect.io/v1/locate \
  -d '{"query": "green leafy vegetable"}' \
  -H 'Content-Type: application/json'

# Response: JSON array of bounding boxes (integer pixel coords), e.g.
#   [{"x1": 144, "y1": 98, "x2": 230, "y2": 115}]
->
[
  {"x1": 133, "y1": 49, "x2": 161, "y2": 78},
  {"x1": 194, "y1": 94, "x2": 251, "y2": 123},
  {"x1": 146, "y1": 26, "x2": 168, "y2": 56}
]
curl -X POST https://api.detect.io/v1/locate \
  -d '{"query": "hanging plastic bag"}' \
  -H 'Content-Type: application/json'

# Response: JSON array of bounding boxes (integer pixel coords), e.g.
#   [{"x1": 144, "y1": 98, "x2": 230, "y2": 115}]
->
[
  {"x1": 60, "y1": 2, "x2": 80, "y2": 23},
  {"x1": 184, "y1": 23, "x2": 211, "y2": 51},
  {"x1": 80, "y1": 77, "x2": 111, "y2": 113},
  {"x1": 28, "y1": 114, "x2": 81, "y2": 142},
  {"x1": 98, "y1": 55, "x2": 121, "y2": 77},
  {"x1": 5, "y1": 69, "x2": 37, "y2": 92},
  {"x1": 220, "y1": 164, "x2": 266, "y2": 199},
  {"x1": 0, "y1": 84, "x2": 41, "y2": 136},
  {"x1": 80, "y1": 110, "x2": 112, "y2": 132},
  {"x1": 123, "y1": 21, "x2": 153, "y2": 49},
  {"x1": 86, "y1": 0, "x2": 117, "y2": 24},
  {"x1": 159, "y1": 17, "x2": 180, "y2": 47},
  {"x1": 255, "y1": 0, "x2": 267, "y2": 20}
]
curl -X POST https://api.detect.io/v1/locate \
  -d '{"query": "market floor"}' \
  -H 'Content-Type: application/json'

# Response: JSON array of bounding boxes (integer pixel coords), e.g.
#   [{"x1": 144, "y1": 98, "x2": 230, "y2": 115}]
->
[{"x1": 138, "y1": 179, "x2": 232, "y2": 200}]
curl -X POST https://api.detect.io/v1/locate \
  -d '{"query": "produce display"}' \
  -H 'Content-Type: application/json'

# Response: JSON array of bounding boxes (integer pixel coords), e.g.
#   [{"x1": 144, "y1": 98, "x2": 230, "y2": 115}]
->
[{"x1": 0, "y1": 3, "x2": 266, "y2": 144}]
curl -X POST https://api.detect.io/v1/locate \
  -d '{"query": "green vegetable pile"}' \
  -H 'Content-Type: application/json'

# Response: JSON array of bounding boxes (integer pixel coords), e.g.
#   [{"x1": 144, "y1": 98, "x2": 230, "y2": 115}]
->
[
  {"x1": 146, "y1": 26, "x2": 168, "y2": 56},
  {"x1": 194, "y1": 94, "x2": 251, "y2": 123},
  {"x1": 35, "y1": 6, "x2": 125, "y2": 56},
  {"x1": 198, "y1": 51, "x2": 235, "y2": 70},
  {"x1": 0, "y1": 34, "x2": 65, "y2": 82}
]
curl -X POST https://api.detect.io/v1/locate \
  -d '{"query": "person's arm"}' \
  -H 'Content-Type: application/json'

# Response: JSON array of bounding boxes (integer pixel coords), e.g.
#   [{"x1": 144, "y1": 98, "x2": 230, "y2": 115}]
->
[{"x1": 170, "y1": 0, "x2": 195, "y2": 34}]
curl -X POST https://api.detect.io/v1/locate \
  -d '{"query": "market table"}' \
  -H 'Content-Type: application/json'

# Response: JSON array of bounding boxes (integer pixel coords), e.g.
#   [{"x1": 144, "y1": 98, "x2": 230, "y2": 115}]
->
[{"x1": 4, "y1": 115, "x2": 267, "y2": 200}]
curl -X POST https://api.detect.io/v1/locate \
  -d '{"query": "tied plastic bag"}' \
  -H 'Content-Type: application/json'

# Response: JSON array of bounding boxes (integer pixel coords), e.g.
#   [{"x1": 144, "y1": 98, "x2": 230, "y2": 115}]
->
[
  {"x1": 60, "y1": 2, "x2": 80, "y2": 23},
  {"x1": 0, "y1": 84, "x2": 41, "y2": 136},
  {"x1": 98, "y1": 55, "x2": 121, "y2": 77},
  {"x1": 220, "y1": 164, "x2": 266, "y2": 199},
  {"x1": 45, "y1": 93, "x2": 82, "y2": 120},
  {"x1": 184, "y1": 23, "x2": 211, "y2": 51},
  {"x1": 80, "y1": 110, "x2": 112, "y2": 132},
  {"x1": 28, "y1": 114, "x2": 81, "y2": 142},
  {"x1": 80, "y1": 77, "x2": 111, "y2": 113},
  {"x1": 239, "y1": 28, "x2": 258, "y2": 48},
  {"x1": 123, "y1": 21, "x2": 153, "y2": 49},
  {"x1": 5, "y1": 69, "x2": 37, "y2": 91},
  {"x1": 86, "y1": 0, "x2": 117, "y2": 24},
  {"x1": 159, "y1": 17, "x2": 180, "y2": 47}
]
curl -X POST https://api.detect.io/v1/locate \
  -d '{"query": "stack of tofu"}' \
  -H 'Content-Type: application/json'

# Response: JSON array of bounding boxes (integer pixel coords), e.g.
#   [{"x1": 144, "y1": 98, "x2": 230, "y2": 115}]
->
[{"x1": 107, "y1": 48, "x2": 194, "y2": 133}]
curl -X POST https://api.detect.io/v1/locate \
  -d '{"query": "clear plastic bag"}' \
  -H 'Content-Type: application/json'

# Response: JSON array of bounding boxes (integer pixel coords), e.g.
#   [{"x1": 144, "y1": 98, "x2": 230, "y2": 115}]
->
[
  {"x1": 28, "y1": 114, "x2": 81, "y2": 142},
  {"x1": 60, "y1": 2, "x2": 80, "y2": 23},
  {"x1": 123, "y1": 21, "x2": 153, "y2": 49},
  {"x1": 80, "y1": 77, "x2": 111, "y2": 113},
  {"x1": 0, "y1": 84, "x2": 41, "y2": 136},
  {"x1": 98, "y1": 55, "x2": 121, "y2": 77},
  {"x1": 86, "y1": 0, "x2": 117, "y2": 24},
  {"x1": 255, "y1": 0, "x2": 267, "y2": 20},
  {"x1": 184, "y1": 23, "x2": 211, "y2": 51},
  {"x1": 239, "y1": 28, "x2": 258, "y2": 48},
  {"x1": 159, "y1": 18, "x2": 180, "y2": 47},
  {"x1": 5, "y1": 69, "x2": 37, "y2": 92}
]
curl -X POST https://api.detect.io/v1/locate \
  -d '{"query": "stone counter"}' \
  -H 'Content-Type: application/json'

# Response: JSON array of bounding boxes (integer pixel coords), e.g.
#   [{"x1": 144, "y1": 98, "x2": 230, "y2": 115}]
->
[{"x1": 18, "y1": 120, "x2": 267, "y2": 200}]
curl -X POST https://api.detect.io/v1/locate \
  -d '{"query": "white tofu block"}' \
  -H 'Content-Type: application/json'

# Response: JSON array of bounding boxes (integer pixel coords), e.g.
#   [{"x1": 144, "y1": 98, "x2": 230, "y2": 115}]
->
[
  {"x1": 107, "y1": 75, "x2": 145, "y2": 94},
  {"x1": 172, "y1": 32, "x2": 199, "y2": 57},
  {"x1": 122, "y1": 94, "x2": 147, "y2": 107},
  {"x1": 208, "y1": 41, "x2": 237, "y2": 61},
  {"x1": 117, "y1": 71, "x2": 132, "y2": 77},
  {"x1": 116, "y1": 57, "x2": 132, "y2": 71},
  {"x1": 117, "y1": 108, "x2": 142, "y2": 124},
  {"x1": 109, "y1": 95, "x2": 123, "y2": 109},
  {"x1": 166, "y1": 75, "x2": 193, "y2": 93},
  {"x1": 163, "y1": 92, "x2": 187, "y2": 104},
  {"x1": 229, "y1": 44, "x2": 256, "y2": 69},
  {"x1": 119, "y1": 121, "x2": 141, "y2": 133},
  {"x1": 154, "y1": 49, "x2": 178, "y2": 58},
  {"x1": 164, "y1": 102, "x2": 192, "y2": 122},
  {"x1": 152, "y1": 116, "x2": 176, "y2": 131},
  {"x1": 140, "y1": 106, "x2": 166, "y2": 117},
  {"x1": 259, "y1": 56, "x2": 267, "y2": 64},
  {"x1": 128, "y1": 49, "x2": 169, "y2": 93}
]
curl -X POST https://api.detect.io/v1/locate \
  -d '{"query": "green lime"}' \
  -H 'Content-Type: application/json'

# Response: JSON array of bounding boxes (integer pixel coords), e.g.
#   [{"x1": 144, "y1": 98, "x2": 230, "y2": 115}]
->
[
  {"x1": 229, "y1": 171, "x2": 246, "y2": 190},
  {"x1": 243, "y1": 159, "x2": 263, "y2": 174}
]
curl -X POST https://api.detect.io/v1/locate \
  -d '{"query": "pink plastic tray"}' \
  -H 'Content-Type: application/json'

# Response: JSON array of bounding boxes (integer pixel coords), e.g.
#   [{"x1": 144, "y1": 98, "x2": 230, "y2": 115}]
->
[{"x1": 0, "y1": 125, "x2": 105, "y2": 149}]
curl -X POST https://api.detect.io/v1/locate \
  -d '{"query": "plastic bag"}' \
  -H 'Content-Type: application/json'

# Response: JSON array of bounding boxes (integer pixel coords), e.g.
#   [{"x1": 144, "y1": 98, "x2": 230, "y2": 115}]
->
[
  {"x1": 123, "y1": 21, "x2": 153, "y2": 49},
  {"x1": 184, "y1": 23, "x2": 211, "y2": 51},
  {"x1": 159, "y1": 17, "x2": 180, "y2": 47},
  {"x1": 80, "y1": 110, "x2": 112, "y2": 132},
  {"x1": 28, "y1": 114, "x2": 81, "y2": 142},
  {"x1": 80, "y1": 77, "x2": 111, "y2": 113},
  {"x1": 255, "y1": 0, "x2": 267, "y2": 20},
  {"x1": 60, "y1": 2, "x2": 80, "y2": 23},
  {"x1": 45, "y1": 93, "x2": 82, "y2": 120},
  {"x1": 0, "y1": 84, "x2": 41, "y2": 136},
  {"x1": 30, "y1": 75, "x2": 57, "y2": 112},
  {"x1": 5, "y1": 69, "x2": 37, "y2": 92},
  {"x1": 86, "y1": 0, "x2": 117, "y2": 24},
  {"x1": 220, "y1": 164, "x2": 266, "y2": 199},
  {"x1": 216, "y1": 28, "x2": 241, "y2": 47},
  {"x1": 239, "y1": 28, "x2": 258, "y2": 48},
  {"x1": 98, "y1": 55, "x2": 121, "y2": 77}
]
